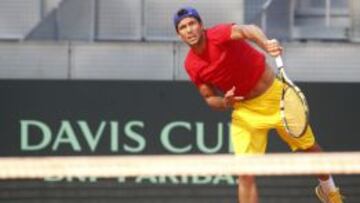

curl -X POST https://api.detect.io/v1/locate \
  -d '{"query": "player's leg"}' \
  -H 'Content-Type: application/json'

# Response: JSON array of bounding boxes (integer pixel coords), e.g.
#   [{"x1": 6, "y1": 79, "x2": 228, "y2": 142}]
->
[
  {"x1": 238, "y1": 175, "x2": 258, "y2": 203},
  {"x1": 276, "y1": 125, "x2": 343, "y2": 203},
  {"x1": 302, "y1": 143, "x2": 343, "y2": 203},
  {"x1": 231, "y1": 77, "x2": 279, "y2": 203},
  {"x1": 231, "y1": 118, "x2": 269, "y2": 203}
]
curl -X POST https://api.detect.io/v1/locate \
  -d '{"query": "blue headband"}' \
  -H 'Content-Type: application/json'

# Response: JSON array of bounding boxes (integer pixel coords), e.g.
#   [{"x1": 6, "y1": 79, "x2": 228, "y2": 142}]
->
[{"x1": 173, "y1": 7, "x2": 202, "y2": 30}]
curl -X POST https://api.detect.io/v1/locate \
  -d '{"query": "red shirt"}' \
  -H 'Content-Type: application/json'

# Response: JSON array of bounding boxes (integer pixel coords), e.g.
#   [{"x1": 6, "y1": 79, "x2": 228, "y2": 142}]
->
[{"x1": 184, "y1": 24, "x2": 265, "y2": 96}]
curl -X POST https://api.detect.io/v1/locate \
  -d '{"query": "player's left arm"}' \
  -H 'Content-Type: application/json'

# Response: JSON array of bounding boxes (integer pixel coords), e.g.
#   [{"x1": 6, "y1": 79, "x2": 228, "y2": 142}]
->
[{"x1": 230, "y1": 24, "x2": 282, "y2": 57}]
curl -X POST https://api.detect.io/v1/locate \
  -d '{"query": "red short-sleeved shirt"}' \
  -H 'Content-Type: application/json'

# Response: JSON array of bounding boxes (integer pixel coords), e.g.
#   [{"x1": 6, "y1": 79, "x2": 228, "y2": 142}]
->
[{"x1": 184, "y1": 23, "x2": 265, "y2": 96}]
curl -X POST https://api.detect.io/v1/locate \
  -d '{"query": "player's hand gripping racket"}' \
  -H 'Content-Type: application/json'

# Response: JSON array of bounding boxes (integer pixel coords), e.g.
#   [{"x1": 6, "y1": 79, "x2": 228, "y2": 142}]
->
[{"x1": 275, "y1": 56, "x2": 309, "y2": 138}]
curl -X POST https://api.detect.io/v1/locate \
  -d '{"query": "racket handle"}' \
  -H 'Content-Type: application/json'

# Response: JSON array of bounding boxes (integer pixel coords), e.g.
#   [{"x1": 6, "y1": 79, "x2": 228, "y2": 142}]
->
[{"x1": 275, "y1": 56, "x2": 284, "y2": 68}]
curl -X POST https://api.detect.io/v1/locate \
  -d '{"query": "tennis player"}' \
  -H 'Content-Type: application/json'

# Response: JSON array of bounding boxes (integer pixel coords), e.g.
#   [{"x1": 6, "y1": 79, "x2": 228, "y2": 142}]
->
[{"x1": 174, "y1": 7, "x2": 343, "y2": 203}]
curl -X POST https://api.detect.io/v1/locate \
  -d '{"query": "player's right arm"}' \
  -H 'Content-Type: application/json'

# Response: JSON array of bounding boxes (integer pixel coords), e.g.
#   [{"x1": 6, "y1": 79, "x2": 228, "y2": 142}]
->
[
  {"x1": 230, "y1": 24, "x2": 282, "y2": 57},
  {"x1": 198, "y1": 84, "x2": 243, "y2": 111}
]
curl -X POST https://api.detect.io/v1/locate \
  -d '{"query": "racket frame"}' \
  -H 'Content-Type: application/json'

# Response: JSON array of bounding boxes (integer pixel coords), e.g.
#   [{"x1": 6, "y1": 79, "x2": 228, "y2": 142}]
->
[{"x1": 275, "y1": 56, "x2": 310, "y2": 138}]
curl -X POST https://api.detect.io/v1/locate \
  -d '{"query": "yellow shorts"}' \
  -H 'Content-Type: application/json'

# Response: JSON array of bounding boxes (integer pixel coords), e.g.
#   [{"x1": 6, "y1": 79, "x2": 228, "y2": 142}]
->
[{"x1": 230, "y1": 79, "x2": 315, "y2": 155}]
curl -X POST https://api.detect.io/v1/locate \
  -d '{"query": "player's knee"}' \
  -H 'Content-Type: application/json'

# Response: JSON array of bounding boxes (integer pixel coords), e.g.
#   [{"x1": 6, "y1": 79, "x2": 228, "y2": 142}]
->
[{"x1": 238, "y1": 175, "x2": 256, "y2": 186}]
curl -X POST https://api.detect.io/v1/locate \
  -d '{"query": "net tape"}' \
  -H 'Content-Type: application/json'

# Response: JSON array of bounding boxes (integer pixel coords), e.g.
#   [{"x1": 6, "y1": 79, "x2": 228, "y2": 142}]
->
[{"x1": 0, "y1": 152, "x2": 360, "y2": 179}]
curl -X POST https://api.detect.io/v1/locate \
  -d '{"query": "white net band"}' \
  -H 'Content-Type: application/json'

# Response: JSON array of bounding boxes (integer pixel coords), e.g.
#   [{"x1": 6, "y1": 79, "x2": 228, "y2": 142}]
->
[{"x1": 1, "y1": 152, "x2": 360, "y2": 179}]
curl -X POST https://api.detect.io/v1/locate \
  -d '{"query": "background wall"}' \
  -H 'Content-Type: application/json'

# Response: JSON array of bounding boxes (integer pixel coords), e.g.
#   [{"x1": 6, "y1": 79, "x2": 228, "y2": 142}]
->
[{"x1": 0, "y1": 0, "x2": 359, "y2": 202}]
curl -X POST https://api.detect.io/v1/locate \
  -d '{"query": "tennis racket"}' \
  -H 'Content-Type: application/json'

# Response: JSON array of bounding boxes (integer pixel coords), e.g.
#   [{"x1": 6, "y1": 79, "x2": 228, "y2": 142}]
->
[{"x1": 275, "y1": 56, "x2": 309, "y2": 138}]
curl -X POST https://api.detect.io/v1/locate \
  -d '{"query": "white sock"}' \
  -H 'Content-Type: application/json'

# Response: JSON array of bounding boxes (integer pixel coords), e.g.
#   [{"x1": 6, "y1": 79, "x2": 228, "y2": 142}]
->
[{"x1": 319, "y1": 176, "x2": 337, "y2": 194}]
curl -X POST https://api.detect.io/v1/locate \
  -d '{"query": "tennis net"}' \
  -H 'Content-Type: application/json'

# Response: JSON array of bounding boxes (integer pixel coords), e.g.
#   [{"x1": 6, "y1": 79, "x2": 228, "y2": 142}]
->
[{"x1": 0, "y1": 152, "x2": 360, "y2": 179}]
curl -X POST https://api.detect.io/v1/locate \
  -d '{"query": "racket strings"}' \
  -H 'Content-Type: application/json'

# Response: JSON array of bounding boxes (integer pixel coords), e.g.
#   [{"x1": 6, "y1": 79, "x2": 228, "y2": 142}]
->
[{"x1": 282, "y1": 86, "x2": 308, "y2": 137}]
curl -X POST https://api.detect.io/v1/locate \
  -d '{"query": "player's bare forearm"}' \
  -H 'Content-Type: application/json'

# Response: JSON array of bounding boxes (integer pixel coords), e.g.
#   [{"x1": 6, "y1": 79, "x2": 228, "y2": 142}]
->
[
  {"x1": 205, "y1": 96, "x2": 229, "y2": 111},
  {"x1": 231, "y1": 24, "x2": 268, "y2": 50},
  {"x1": 198, "y1": 84, "x2": 229, "y2": 111},
  {"x1": 230, "y1": 24, "x2": 282, "y2": 56},
  {"x1": 198, "y1": 84, "x2": 243, "y2": 111}
]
